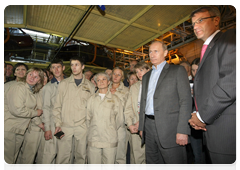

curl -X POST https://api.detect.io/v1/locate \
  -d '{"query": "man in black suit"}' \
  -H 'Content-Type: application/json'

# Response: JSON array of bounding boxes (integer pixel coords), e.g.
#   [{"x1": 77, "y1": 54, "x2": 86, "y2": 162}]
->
[
  {"x1": 188, "y1": 6, "x2": 236, "y2": 164},
  {"x1": 138, "y1": 41, "x2": 192, "y2": 164}
]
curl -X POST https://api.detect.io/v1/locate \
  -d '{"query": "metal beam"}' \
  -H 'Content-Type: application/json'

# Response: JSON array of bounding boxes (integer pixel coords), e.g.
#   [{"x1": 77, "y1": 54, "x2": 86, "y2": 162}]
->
[
  {"x1": 106, "y1": 43, "x2": 132, "y2": 51},
  {"x1": 104, "y1": 5, "x2": 154, "y2": 44},
  {"x1": 24, "y1": 25, "x2": 131, "y2": 50},
  {"x1": 131, "y1": 23, "x2": 161, "y2": 34},
  {"x1": 70, "y1": 5, "x2": 160, "y2": 34},
  {"x1": 24, "y1": 25, "x2": 70, "y2": 37},
  {"x1": 160, "y1": 14, "x2": 192, "y2": 37},
  {"x1": 52, "y1": 5, "x2": 95, "y2": 62},
  {"x1": 23, "y1": 5, "x2": 28, "y2": 26},
  {"x1": 4, "y1": 24, "x2": 26, "y2": 28},
  {"x1": 132, "y1": 14, "x2": 191, "y2": 50},
  {"x1": 166, "y1": 36, "x2": 197, "y2": 51}
]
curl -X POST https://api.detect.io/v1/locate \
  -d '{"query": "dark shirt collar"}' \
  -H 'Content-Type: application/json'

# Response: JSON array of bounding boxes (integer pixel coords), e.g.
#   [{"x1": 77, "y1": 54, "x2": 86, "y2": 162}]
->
[
  {"x1": 51, "y1": 76, "x2": 67, "y2": 84},
  {"x1": 28, "y1": 84, "x2": 34, "y2": 92}
]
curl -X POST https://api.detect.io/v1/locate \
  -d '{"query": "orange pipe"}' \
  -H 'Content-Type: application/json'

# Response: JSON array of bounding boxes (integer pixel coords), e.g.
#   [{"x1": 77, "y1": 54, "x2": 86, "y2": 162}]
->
[
  {"x1": 113, "y1": 50, "x2": 116, "y2": 68},
  {"x1": 64, "y1": 38, "x2": 73, "y2": 47},
  {"x1": 4, "y1": 28, "x2": 10, "y2": 44},
  {"x1": 91, "y1": 62, "x2": 100, "y2": 67},
  {"x1": 90, "y1": 44, "x2": 97, "y2": 63},
  {"x1": 106, "y1": 53, "x2": 114, "y2": 61}
]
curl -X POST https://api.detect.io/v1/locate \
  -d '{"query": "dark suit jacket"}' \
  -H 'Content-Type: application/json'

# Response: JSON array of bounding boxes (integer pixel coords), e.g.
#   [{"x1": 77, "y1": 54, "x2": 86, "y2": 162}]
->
[
  {"x1": 194, "y1": 29, "x2": 236, "y2": 155},
  {"x1": 139, "y1": 63, "x2": 192, "y2": 149}
]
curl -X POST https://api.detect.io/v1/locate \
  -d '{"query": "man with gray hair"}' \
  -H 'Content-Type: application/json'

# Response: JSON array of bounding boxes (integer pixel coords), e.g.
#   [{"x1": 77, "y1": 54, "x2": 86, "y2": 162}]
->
[
  {"x1": 188, "y1": 6, "x2": 236, "y2": 163},
  {"x1": 139, "y1": 41, "x2": 192, "y2": 164}
]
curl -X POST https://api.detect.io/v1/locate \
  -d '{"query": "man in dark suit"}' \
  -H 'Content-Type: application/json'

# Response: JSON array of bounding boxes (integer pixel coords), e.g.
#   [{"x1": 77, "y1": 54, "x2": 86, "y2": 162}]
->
[
  {"x1": 138, "y1": 41, "x2": 192, "y2": 164},
  {"x1": 188, "y1": 6, "x2": 236, "y2": 164}
]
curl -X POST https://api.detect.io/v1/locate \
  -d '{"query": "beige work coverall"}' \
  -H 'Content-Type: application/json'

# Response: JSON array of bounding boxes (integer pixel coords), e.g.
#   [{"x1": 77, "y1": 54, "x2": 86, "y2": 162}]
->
[
  {"x1": 53, "y1": 75, "x2": 95, "y2": 164},
  {"x1": 86, "y1": 91, "x2": 125, "y2": 164},
  {"x1": 4, "y1": 82, "x2": 39, "y2": 164},
  {"x1": 16, "y1": 89, "x2": 44, "y2": 164},
  {"x1": 109, "y1": 81, "x2": 129, "y2": 164},
  {"x1": 35, "y1": 80, "x2": 59, "y2": 164},
  {"x1": 36, "y1": 79, "x2": 75, "y2": 164},
  {"x1": 124, "y1": 81, "x2": 146, "y2": 164}
]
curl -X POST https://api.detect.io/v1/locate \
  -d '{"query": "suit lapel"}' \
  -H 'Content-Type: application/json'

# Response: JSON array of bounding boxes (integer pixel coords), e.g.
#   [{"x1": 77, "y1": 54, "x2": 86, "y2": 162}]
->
[
  {"x1": 155, "y1": 63, "x2": 169, "y2": 91},
  {"x1": 197, "y1": 32, "x2": 222, "y2": 75},
  {"x1": 143, "y1": 70, "x2": 152, "y2": 98}
]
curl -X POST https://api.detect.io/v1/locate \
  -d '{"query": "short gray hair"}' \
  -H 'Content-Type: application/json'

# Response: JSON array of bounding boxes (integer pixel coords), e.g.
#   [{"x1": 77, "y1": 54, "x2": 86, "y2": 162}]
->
[
  {"x1": 190, "y1": 6, "x2": 221, "y2": 25},
  {"x1": 94, "y1": 72, "x2": 110, "y2": 82},
  {"x1": 150, "y1": 41, "x2": 168, "y2": 51}
]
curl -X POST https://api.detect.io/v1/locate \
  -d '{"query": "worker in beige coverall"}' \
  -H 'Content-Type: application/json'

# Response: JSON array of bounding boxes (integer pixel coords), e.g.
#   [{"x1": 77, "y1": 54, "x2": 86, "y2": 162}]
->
[
  {"x1": 86, "y1": 72, "x2": 125, "y2": 164},
  {"x1": 16, "y1": 70, "x2": 49, "y2": 164},
  {"x1": 4, "y1": 68, "x2": 44, "y2": 164},
  {"x1": 36, "y1": 59, "x2": 67, "y2": 164},
  {"x1": 53, "y1": 56, "x2": 95, "y2": 164},
  {"x1": 124, "y1": 71, "x2": 138, "y2": 163},
  {"x1": 124, "y1": 62, "x2": 150, "y2": 164},
  {"x1": 109, "y1": 67, "x2": 129, "y2": 164}
]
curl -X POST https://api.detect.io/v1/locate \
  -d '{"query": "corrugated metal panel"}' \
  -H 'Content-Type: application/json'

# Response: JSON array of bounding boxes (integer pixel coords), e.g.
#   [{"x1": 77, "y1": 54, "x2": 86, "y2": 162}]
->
[
  {"x1": 103, "y1": 5, "x2": 148, "y2": 21},
  {"x1": 134, "y1": 5, "x2": 201, "y2": 31},
  {"x1": 4, "y1": 5, "x2": 203, "y2": 51},
  {"x1": 4, "y1": 5, "x2": 24, "y2": 24},
  {"x1": 27, "y1": 5, "x2": 86, "y2": 34},
  {"x1": 76, "y1": 13, "x2": 125, "y2": 42},
  {"x1": 108, "y1": 26, "x2": 156, "y2": 49}
]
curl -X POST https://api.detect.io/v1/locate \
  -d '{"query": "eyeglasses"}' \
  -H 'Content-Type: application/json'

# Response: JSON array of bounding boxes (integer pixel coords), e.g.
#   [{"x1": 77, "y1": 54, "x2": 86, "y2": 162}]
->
[{"x1": 192, "y1": 16, "x2": 216, "y2": 27}]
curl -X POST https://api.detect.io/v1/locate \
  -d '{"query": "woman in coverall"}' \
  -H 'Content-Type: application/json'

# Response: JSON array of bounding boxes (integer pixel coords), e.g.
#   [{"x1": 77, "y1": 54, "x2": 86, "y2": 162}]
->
[
  {"x1": 17, "y1": 69, "x2": 49, "y2": 163},
  {"x1": 4, "y1": 63, "x2": 29, "y2": 94},
  {"x1": 86, "y1": 72, "x2": 125, "y2": 164},
  {"x1": 124, "y1": 62, "x2": 150, "y2": 164},
  {"x1": 109, "y1": 67, "x2": 129, "y2": 164},
  {"x1": 4, "y1": 67, "x2": 44, "y2": 164}
]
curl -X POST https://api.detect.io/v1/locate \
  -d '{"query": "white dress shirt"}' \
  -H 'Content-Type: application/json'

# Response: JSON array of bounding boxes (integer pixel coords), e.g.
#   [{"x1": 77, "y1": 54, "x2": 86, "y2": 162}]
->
[
  {"x1": 145, "y1": 61, "x2": 166, "y2": 115},
  {"x1": 196, "y1": 29, "x2": 220, "y2": 123}
]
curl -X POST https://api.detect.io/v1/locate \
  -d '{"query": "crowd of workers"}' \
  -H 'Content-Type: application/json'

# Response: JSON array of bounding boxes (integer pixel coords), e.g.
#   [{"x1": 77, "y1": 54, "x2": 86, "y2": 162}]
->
[{"x1": 4, "y1": 6, "x2": 236, "y2": 164}]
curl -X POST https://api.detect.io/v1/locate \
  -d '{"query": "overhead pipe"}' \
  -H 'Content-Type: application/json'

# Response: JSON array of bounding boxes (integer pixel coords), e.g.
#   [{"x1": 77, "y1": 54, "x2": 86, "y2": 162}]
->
[
  {"x1": 106, "y1": 53, "x2": 114, "y2": 61},
  {"x1": 4, "y1": 28, "x2": 10, "y2": 44},
  {"x1": 113, "y1": 50, "x2": 116, "y2": 68},
  {"x1": 90, "y1": 43, "x2": 97, "y2": 64},
  {"x1": 88, "y1": 42, "x2": 99, "y2": 66},
  {"x1": 50, "y1": 5, "x2": 95, "y2": 66},
  {"x1": 64, "y1": 38, "x2": 73, "y2": 47},
  {"x1": 90, "y1": 62, "x2": 100, "y2": 67}
]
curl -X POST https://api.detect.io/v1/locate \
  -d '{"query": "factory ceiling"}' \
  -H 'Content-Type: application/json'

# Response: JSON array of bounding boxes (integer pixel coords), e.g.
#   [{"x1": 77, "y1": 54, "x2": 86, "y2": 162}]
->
[
  {"x1": 4, "y1": 5, "x2": 236, "y2": 74},
  {"x1": 4, "y1": 5, "x2": 203, "y2": 50}
]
